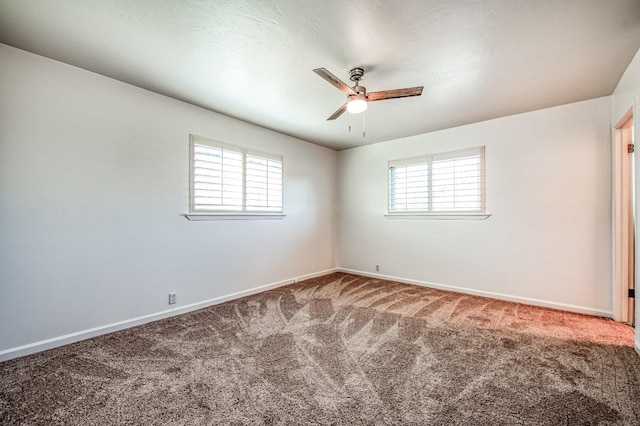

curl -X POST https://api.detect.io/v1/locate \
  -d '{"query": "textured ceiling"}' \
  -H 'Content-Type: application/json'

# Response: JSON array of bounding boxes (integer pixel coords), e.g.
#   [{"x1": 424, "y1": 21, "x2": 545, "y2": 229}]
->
[{"x1": 1, "y1": 0, "x2": 640, "y2": 150}]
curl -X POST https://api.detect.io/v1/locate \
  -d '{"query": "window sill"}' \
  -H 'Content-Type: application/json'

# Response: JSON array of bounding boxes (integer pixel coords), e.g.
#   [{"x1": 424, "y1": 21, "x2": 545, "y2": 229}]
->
[
  {"x1": 385, "y1": 212, "x2": 492, "y2": 220},
  {"x1": 184, "y1": 213, "x2": 286, "y2": 221}
]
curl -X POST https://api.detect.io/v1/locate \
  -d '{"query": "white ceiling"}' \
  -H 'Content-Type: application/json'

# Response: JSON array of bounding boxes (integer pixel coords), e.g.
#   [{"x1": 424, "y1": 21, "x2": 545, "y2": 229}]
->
[{"x1": 1, "y1": 0, "x2": 639, "y2": 150}]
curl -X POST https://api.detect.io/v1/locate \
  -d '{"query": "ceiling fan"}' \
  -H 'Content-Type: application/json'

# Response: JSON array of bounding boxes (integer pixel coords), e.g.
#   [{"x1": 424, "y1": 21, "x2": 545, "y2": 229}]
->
[{"x1": 313, "y1": 67, "x2": 423, "y2": 120}]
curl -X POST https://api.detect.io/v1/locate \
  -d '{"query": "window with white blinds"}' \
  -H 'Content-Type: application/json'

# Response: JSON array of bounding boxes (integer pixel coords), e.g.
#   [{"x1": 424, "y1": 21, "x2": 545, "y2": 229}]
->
[
  {"x1": 190, "y1": 135, "x2": 283, "y2": 213},
  {"x1": 388, "y1": 147, "x2": 485, "y2": 213}
]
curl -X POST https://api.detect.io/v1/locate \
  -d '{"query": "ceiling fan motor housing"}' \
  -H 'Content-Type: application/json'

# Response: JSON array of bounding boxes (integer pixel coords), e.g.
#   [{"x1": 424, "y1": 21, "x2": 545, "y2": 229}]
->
[{"x1": 352, "y1": 85, "x2": 367, "y2": 96}]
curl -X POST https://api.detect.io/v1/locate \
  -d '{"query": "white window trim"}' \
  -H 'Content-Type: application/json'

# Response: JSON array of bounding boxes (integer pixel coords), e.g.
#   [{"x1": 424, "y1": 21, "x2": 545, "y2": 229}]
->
[
  {"x1": 386, "y1": 146, "x2": 491, "y2": 220},
  {"x1": 186, "y1": 134, "x2": 284, "y2": 220},
  {"x1": 184, "y1": 213, "x2": 286, "y2": 221},
  {"x1": 384, "y1": 212, "x2": 491, "y2": 220}
]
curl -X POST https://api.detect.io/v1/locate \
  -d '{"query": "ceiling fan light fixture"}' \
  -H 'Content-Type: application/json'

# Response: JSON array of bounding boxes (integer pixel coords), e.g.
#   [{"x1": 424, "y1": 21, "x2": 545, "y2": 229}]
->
[
  {"x1": 313, "y1": 67, "x2": 422, "y2": 121},
  {"x1": 347, "y1": 93, "x2": 368, "y2": 114}
]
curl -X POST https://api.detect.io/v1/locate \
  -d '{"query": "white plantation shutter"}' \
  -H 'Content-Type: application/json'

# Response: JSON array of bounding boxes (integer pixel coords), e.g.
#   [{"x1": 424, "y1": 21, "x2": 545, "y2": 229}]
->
[
  {"x1": 389, "y1": 147, "x2": 484, "y2": 213},
  {"x1": 246, "y1": 153, "x2": 283, "y2": 211},
  {"x1": 389, "y1": 159, "x2": 430, "y2": 212},
  {"x1": 190, "y1": 136, "x2": 283, "y2": 213}
]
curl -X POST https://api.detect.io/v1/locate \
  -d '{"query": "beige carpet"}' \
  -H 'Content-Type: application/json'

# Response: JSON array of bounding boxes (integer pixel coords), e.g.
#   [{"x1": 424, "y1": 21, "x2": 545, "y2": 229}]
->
[{"x1": 1, "y1": 272, "x2": 639, "y2": 425}]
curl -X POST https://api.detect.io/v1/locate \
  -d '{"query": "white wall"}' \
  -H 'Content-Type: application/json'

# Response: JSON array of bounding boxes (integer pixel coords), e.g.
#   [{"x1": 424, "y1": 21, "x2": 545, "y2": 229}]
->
[
  {"x1": 0, "y1": 44, "x2": 337, "y2": 359},
  {"x1": 338, "y1": 97, "x2": 612, "y2": 316},
  {"x1": 612, "y1": 47, "x2": 640, "y2": 355}
]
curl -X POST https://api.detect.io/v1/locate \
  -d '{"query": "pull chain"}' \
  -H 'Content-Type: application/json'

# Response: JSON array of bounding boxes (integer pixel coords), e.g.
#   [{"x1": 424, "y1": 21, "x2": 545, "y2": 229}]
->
[
  {"x1": 347, "y1": 110, "x2": 366, "y2": 137},
  {"x1": 362, "y1": 110, "x2": 366, "y2": 138}
]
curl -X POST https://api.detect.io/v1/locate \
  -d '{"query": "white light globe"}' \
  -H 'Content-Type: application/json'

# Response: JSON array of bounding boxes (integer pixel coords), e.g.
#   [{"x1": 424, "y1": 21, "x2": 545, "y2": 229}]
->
[{"x1": 347, "y1": 94, "x2": 368, "y2": 114}]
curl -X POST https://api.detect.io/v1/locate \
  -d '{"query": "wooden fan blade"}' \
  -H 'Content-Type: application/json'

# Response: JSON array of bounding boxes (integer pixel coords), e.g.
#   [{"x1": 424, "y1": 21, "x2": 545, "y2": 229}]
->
[
  {"x1": 327, "y1": 103, "x2": 347, "y2": 120},
  {"x1": 367, "y1": 86, "x2": 423, "y2": 102},
  {"x1": 313, "y1": 68, "x2": 356, "y2": 96}
]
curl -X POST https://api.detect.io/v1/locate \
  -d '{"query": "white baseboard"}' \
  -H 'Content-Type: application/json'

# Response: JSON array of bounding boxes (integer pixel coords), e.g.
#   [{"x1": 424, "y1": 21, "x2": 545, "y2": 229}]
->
[
  {"x1": 0, "y1": 268, "x2": 339, "y2": 363},
  {"x1": 337, "y1": 268, "x2": 613, "y2": 318},
  {"x1": 292, "y1": 268, "x2": 340, "y2": 283},
  {"x1": 635, "y1": 342, "x2": 640, "y2": 357}
]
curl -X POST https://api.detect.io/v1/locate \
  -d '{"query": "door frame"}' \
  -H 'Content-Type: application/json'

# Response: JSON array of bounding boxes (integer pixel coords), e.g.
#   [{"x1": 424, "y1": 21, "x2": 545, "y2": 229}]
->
[{"x1": 613, "y1": 107, "x2": 634, "y2": 324}]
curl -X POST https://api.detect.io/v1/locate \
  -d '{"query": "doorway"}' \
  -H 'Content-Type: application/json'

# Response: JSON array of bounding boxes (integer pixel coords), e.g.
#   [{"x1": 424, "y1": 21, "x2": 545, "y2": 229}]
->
[{"x1": 614, "y1": 108, "x2": 635, "y2": 326}]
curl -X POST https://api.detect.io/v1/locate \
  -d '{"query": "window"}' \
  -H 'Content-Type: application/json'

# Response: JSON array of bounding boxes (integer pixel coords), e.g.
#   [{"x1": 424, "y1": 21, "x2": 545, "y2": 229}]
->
[
  {"x1": 189, "y1": 135, "x2": 283, "y2": 214},
  {"x1": 388, "y1": 147, "x2": 485, "y2": 214}
]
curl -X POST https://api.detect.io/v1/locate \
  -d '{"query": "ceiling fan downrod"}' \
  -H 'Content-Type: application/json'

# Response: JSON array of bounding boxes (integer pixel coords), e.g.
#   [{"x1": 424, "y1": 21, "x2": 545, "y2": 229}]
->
[{"x1": 349, "y1": 67, "x2": 366, "y2": 96}]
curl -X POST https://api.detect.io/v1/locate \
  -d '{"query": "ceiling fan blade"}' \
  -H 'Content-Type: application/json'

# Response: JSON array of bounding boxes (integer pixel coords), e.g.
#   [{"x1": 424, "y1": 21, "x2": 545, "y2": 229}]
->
[
  {"x1": 367, "y1": 86, "x2": 423, "y2": 102},
  {"x1": 313, "y1": 68, "x2": 356, "y2": 96},
  {"x1": 327, "y1": 103, "x2": 347, "y2": 120}
]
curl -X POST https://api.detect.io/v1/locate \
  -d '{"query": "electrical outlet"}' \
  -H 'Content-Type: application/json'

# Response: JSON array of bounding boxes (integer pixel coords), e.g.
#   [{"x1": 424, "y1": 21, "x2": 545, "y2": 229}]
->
[
  {"x1": 376, "y1": 265, "x2": 380, "y2": 272},
  {"x1": 168, "y1": 292, "x2": 177, "y2": 305}
]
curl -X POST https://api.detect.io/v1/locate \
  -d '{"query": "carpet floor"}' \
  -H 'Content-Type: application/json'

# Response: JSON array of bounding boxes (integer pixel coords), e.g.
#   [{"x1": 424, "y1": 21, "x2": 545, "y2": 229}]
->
[{"x1": 1, "y1": 273, "x2": 639, "y2": 425}]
